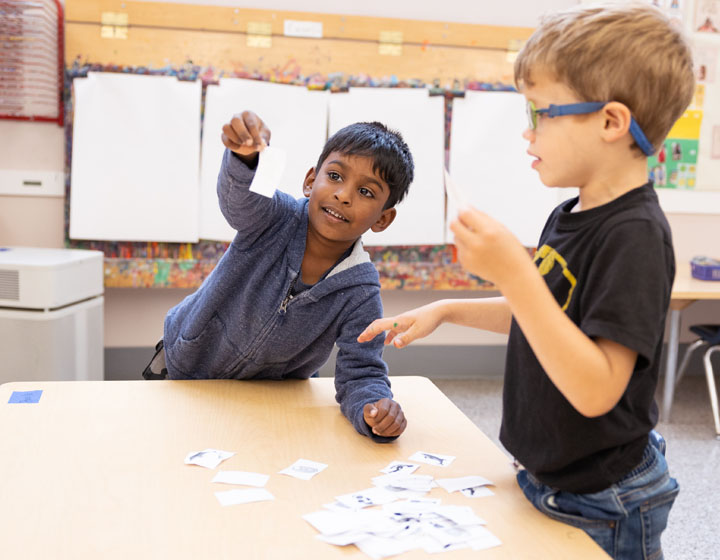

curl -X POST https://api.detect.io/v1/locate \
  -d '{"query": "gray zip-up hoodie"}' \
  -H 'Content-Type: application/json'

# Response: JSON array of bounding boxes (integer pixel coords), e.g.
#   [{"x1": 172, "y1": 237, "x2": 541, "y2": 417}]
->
[{"x1": 164, "y1": 150, "x2": 395, "y2": 441}]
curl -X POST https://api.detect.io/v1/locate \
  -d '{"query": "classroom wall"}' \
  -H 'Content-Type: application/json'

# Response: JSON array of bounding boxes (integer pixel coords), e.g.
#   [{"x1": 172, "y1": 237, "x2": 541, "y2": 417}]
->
[{"x1": 2, "y1": 0, "x2": 719, "y2": 376}]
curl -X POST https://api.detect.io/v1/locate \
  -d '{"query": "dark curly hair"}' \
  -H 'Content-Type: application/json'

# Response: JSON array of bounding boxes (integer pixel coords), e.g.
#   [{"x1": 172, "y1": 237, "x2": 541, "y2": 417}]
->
[{"x1": 315, "y1": 122, "x2": 414, "y2": 209}]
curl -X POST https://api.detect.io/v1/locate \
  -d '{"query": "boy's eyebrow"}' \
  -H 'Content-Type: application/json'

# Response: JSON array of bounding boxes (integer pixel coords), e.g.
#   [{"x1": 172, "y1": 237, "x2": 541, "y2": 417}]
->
[{"x1": 326, "y1": 159, "x2": 386, "y2": 192}]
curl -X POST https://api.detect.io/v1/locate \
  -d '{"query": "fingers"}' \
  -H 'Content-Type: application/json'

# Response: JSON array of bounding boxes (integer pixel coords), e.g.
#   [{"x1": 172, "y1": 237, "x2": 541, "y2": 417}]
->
[
  {"x1": 357, "y1": 317, "x2": 406, "y2": 344},
  {"x1": 364, "y1": 399, "x2": 407, "y2": 437},
  {"x1": 221, "y1": 111, "x2": 271, "y2": 155}
]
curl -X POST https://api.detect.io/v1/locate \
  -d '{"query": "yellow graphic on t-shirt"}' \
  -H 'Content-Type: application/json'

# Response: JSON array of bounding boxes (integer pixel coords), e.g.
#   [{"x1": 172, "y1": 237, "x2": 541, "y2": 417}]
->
[{"x1": 534, "y1": 244, "x2": 577, "y2": 311}]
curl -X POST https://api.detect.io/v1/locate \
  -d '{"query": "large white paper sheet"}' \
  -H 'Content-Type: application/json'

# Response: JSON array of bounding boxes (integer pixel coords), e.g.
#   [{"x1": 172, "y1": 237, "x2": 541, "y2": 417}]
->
[
  {"x1": 329, "y1": 88, "x2": 446, "y2": 246},
  {"x1": 70, "y1": 72, "x2": 201, "y2": 242},
  {"x1": 200, "y1": 79, "x2": 329, "y2": 241},
  {"x1": 449, "y1": 91, "x2": 566, "y2": 247}
]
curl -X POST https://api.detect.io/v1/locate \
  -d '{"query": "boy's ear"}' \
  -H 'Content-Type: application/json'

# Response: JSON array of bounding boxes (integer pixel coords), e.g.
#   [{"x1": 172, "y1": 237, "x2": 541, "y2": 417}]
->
[
  {"x1": 370, "y1": 207, "x2": 397, "y2": 233},
  {"x1": 302, "y1": 167, "x2": 316, "y2": 198},
  {"x1": 601, "y1": 102, "x2": 633, "y2": 146}
]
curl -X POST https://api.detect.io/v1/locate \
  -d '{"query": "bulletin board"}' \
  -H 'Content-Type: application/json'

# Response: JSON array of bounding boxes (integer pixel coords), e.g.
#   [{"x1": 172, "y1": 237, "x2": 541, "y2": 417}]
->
[{"x1": 63, "y1": 0, "x2": 535, "y2": 289}]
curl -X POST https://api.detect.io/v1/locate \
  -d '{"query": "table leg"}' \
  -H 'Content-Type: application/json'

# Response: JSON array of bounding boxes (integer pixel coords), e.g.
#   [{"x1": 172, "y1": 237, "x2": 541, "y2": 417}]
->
[{"x1": 662, "y1": 308, "x2": 681, "y2": 422}]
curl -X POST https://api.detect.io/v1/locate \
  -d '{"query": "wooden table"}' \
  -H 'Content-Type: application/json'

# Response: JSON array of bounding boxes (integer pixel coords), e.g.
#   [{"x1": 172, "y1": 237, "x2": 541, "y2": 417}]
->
[
  {"x1": 0, "y1": 377, "x2": 607, "y2": 559},
  {"x1": 662, "y1": 265, "x2": 720, "y2": 421}
]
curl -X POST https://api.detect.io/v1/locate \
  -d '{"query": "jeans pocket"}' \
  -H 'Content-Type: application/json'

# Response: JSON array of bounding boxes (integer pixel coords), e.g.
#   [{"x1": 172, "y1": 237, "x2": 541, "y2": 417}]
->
[{"x1": 639, "y1": 481, "x2": 679, "y2": 560}]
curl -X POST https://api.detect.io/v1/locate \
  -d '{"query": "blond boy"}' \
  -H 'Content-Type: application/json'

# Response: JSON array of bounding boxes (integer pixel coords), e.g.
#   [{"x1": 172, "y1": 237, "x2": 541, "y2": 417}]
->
[{"x1": 359, "y1": 3, "x2": 694, "y2": 558}]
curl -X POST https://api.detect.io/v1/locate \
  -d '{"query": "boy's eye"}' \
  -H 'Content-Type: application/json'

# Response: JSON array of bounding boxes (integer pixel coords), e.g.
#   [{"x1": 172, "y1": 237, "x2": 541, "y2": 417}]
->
[
  {"x1": 359, "y1": 187, "x2": 375, "y2": 198},
  {"x1": 328, "y1": 171, "x2": 341, "y2": 181}
]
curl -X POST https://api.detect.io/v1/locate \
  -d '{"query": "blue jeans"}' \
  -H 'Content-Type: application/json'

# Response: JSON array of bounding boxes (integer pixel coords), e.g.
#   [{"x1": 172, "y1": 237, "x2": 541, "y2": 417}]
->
[{"x1": 517, "y1": 435, "x2": 679, "y2": 560}]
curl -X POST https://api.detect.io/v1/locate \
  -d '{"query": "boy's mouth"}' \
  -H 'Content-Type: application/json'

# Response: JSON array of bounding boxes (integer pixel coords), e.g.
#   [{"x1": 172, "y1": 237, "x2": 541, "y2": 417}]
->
[{"x1": 322, "y1": 206, "x2": 349, "y2": 222}]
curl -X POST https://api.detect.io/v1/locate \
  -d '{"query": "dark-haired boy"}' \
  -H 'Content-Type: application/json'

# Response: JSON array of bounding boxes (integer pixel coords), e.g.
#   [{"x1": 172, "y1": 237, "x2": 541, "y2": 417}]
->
[{"x1": 146, "y1": 111, "x2": 414, "y2": 441}]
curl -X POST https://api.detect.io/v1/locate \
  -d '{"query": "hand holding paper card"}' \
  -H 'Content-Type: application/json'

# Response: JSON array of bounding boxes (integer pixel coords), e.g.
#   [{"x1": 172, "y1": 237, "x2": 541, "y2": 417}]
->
[{"x1": 221, "y1": 110, "x2": 271, "y2": 157}]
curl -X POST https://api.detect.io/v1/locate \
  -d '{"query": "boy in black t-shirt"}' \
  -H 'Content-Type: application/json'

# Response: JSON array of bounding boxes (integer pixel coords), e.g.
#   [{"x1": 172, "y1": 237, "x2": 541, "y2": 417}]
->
[{"x1": 358, "y1": 3, "x2": 694, "y2": 559}]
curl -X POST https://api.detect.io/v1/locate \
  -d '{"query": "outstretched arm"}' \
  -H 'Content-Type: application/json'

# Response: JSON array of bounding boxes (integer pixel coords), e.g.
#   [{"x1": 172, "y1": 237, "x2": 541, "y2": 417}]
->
[{"x1": 358, "y1": 297, "x2": 512, "y2": 348}]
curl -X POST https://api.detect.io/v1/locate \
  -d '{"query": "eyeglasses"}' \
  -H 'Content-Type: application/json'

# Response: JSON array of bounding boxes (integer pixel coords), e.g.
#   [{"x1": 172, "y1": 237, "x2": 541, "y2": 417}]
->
[{"x1": 526, "y1": 100, "x2": 654, "y2": 156}]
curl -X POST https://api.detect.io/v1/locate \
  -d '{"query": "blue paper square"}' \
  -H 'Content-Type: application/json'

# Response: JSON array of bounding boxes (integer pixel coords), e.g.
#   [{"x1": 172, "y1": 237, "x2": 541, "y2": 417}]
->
[{"x1": 8, "y1": 390, "x2": 43, "y2": 404}]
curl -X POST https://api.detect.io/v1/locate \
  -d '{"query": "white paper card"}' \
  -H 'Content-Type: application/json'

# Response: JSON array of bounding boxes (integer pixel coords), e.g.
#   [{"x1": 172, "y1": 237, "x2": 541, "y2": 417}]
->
[
  {"x1": 184, "y1": 449, "x2": 235, "y2": 469},
  {"x1": 436, "y1": 475, "x2": 493, "y2": 493},
  {"x1": 380, "y1": 461, "x2": 420, "y2": 475},
  {"x1": 444, "y1": 167, "x2": 471, "y2": 214},
  {"x1": 408, "y1": 451, "x2": 456, "y2": 467},
  {"x1": 372, "y1": 473, "x2": 436, "y2": 493},
  {"x1": 279, "y1": 458, "x2": 328, "y2": 480},
  {"x1": 249, "y1": 145, "x2": 287, "y2": 198},
  {"x1": 461, "y1": 486, "x2": 495, "y2": 498},
  {"x1": 284, "y1": 19, "x2": 323, "y2": 38},
  {"x1": 335, "y1": 487, "x2": 400, "y2": 510},
  {"x1": 211, "y1": 470, "x2": 269, "y2": 487},
  {"x1": 214, "y1": 488, "x2": 274, "y2": 506}
]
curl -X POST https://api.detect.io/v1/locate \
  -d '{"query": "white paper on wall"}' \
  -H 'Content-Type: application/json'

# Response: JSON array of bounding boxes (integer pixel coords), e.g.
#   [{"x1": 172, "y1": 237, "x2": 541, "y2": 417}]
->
[
  {"x1": 200, "y1": 79, "x2": 329, "y2": 241},
  {"x1": 328, "y1": 88, "x2": 446, "y2": 246},
  {"x1": 449, "y1": 91, "x2": 569, "y2": 247},
  {"x1": 70, "y1": 72, "x2": 201, "y2": 242}
]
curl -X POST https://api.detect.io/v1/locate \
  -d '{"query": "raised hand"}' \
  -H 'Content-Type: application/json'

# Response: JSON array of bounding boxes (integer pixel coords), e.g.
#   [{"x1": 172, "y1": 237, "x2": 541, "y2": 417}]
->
[{"x1": 221, "y1": 110, "x2": 272, "y2": 161}]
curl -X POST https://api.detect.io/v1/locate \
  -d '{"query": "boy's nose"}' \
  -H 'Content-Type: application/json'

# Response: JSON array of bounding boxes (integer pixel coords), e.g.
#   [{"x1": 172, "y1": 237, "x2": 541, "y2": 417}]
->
[
  {"x1": 334, "y1": 184, "x2": 353, "y2": 204},
  {"x1": 522, "y1": 127, "x2": 534, "y2": 141}
]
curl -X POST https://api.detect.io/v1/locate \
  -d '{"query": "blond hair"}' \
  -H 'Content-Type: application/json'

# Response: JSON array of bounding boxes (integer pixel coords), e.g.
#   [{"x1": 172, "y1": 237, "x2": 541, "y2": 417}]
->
[{"x1": 514, "y1": 2, "x2": 694, "y2": 154}]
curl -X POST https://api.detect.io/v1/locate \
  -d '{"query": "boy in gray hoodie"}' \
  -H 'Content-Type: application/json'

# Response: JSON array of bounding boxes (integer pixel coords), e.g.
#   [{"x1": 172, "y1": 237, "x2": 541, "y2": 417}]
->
[{"x1": 145, "y1": 110, "x2": 414, "y2": 442}]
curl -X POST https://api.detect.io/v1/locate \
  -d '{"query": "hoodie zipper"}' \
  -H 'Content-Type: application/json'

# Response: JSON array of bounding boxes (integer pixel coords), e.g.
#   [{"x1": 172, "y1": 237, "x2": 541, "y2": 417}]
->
[{"x1": 279, "y1": 275, "x2": 298, "y2": 314}]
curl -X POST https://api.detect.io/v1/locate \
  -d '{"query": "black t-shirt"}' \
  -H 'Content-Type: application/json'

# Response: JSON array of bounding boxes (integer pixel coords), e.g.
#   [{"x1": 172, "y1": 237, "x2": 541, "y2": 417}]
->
[{"x1": 499, "y1": 182, "x2": 675, "y2": 493}]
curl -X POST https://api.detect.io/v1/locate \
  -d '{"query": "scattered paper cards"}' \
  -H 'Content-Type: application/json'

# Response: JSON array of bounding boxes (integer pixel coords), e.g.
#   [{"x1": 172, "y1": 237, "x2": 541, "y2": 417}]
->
[
  {"x1": 184, "y1": 448, "x2": 274, "y2": 506},
  {"x1": 304, "y1": 456, "x2": 499, "y2": 558},
  {"x1": 183, "y1": 448, "x2": 500, "y2": 556}
]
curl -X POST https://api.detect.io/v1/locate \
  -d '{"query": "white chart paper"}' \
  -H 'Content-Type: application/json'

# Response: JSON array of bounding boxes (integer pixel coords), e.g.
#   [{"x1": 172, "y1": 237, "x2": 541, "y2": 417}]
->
[{"x1": 70, "y1": 72, "x2": 201, "y2": 242}]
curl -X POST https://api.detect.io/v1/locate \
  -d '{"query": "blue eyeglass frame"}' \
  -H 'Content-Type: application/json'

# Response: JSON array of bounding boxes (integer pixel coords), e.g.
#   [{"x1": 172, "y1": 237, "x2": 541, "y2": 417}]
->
[{"x1": 526, "y1": 101, "x2": 655, "y2": 156}]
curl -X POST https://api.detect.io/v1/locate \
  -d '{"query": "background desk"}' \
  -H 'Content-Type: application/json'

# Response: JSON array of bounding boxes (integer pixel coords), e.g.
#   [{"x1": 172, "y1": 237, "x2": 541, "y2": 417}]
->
[
  {"x1": 662, "y1": 266, "x2": 720, "y2": 421},
  {"x1": 0, "y1": 377, "x2": 607, "y2": 559}
]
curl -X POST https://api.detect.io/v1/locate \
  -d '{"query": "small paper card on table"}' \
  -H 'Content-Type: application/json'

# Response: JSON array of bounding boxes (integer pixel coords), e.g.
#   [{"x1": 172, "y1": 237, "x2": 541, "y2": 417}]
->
[
  {"x1": 184, "y1": 449, "x2": 235, "y2": 469},
  {"x1": 461, "y1": 486, "x2": 495, "y2": 498},
  {"x1": 436, "y1": 475, "x2": 493, "y2": 493},
  {"x1": 408, "y1": 451, "x2": 456, "y2": 467},
  {"x1": 212, "y1": 470, "x2": 269, "y2": 487},
  {"x1": 249, "y1": 145, "x2": 286, "y2": 198},
  {"x1": 278, "y1": 458, "x2": 327, "y2": 480},
  {"x1": 215, "y1": 488, "x2": 274, "y2": 506},
  {"x1": 379, "y1": 461, "x2": 420, "y2": 475}
]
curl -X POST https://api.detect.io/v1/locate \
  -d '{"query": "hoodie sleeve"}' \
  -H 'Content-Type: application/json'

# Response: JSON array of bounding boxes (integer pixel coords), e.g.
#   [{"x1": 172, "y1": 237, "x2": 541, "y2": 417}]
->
[
  {"x1": 217, "y1": 149, "x2": 295, "y2": 249},
  {"x1": 333, "y1": 290, "x2": 398, "y2": 443}
]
